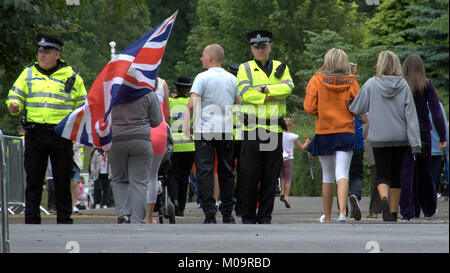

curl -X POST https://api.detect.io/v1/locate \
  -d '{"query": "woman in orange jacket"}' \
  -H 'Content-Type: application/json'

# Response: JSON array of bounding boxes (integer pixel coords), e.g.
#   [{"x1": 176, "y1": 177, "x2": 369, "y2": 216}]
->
[{"x1": 303, "y1": 48, "x2": 360, "y2": 222}]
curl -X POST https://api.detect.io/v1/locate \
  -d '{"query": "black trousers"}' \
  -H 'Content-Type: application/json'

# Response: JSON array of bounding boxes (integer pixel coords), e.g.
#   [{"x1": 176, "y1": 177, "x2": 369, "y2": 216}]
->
[
  {"x1": 194, "y1": 134, "x2": 235, "y2": 219},
  {"x1": 240, "y1": 129, "x2": 283, "y2": 224},
  {"x1": 94, "y1": 173, "x2": 110, "y2": 207},
  {"x1": 24, "y1": 127, "x2": 74, "y2": 224},
  {"x1": 167, "y1": 151, "x2": 195, "y2": 213}
]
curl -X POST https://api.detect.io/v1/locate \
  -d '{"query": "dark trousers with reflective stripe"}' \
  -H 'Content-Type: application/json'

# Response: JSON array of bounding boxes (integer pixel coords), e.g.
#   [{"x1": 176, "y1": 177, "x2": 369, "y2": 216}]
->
[
  {"x1": 194, "y1": 134, "x2": 235, "y2": 219},
  {"x1": 24, "y1": 127, "x2": 74, "y2": 224},
  {"x1": 240, "y1": 129, "x2": 283, "y2": 224}
]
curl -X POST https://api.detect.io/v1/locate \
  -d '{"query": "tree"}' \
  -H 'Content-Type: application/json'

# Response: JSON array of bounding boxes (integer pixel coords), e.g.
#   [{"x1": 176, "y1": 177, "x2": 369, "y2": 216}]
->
[
  {"x1": 0, "y1": 0, "x2": 146, "y2": 135},
  {"x1": 364, "y1": 0, "x2": 424, "y2": 48}
]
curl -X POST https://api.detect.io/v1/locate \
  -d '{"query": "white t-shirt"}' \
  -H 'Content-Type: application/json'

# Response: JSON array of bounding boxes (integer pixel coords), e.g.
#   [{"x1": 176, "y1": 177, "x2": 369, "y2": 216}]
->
[
  {"x1": 155, "y1": 78, "x2": 165, "y2": 104},
  {"x1": 282, "y1": 132, "x2": 299, "y2": 160},
  {"x1": 190, "y1": 67, "x2": 238, "y2": 134}
]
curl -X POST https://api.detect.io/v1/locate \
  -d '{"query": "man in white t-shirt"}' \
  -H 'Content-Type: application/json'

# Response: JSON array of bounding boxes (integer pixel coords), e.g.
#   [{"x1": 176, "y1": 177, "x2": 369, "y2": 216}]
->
[{"x1": 184, "y1": 44, "x2": 241, "y2": 224}]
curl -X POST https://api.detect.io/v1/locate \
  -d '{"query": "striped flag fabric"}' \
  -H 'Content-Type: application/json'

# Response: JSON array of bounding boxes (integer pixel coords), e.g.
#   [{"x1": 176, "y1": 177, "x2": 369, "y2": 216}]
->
[{"x1": 55, "y1": 11, "x2": 177, "y2": 151}]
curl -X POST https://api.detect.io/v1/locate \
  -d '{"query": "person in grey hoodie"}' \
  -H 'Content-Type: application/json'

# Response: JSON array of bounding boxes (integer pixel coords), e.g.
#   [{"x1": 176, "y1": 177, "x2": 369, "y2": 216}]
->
[
  {"x1": 349, "y1": 50, "x2": 421, "y2": 222},
  {"x1": 109, "y1": 91, "x2": 162, "y2": 224}
]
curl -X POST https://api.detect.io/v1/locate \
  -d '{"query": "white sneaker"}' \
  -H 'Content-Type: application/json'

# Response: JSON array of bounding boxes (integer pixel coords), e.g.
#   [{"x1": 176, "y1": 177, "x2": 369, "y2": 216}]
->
[
  {"x1": 336, "y1": 213, "x2": 348, "y2": 222},
  {"x1": 95, "y1": 204, "x2": 100, "y2": 209},
  {"x1": 320, "y1": 215, "x2": 326, "y2": 223},
  {"x1": 102, "y1": 205, "x2": 108, "y2": 209},
  {"x1": 72, "y1": 206, "x2": 80, "y2": 214}
]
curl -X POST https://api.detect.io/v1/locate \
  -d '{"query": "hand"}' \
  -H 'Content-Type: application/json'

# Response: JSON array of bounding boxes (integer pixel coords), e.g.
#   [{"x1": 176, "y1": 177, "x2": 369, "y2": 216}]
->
[
  {"x1": 440, "y1": 141, "x2": 447, "y2": 150},
  {"x1": 253, "y1": 86, "x2": 262, "y2": 92},
  {"x1": 263, "y1": 86, "x2": 270, "y2": 94},
  {"x1": 9, "y1": 102, "x2": 20, "y2": 113},
  {"x1": 359, "y1": 115, "x2": 368, "y2": 124}
]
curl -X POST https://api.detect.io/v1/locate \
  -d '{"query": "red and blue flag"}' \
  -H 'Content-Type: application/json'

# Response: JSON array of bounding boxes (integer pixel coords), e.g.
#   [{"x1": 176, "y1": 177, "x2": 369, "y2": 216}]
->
[{"x1": 56, "y1": 11, "x2": 177, "y2": 151}]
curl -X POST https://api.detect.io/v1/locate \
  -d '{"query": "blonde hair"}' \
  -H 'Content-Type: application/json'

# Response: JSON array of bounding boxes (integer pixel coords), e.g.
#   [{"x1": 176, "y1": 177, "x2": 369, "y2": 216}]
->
[
  {"x1": 319, "y1": 48, "x2": 350, "y2": 74},
  {"x1": 284, "y1": 118, "x2": 294, "y2": 129},
  {"x1": 376, "y1": 51, "x2": 402, "y2": 77}
]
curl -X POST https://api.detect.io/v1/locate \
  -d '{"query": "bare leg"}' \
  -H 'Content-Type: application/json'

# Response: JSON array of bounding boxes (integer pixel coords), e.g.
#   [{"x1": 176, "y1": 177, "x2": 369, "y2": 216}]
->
[
  {"x1": 145, "y1": 203, "x2": 155, "y2": 224},
  {"x1": 390, "y1": 188, "x2": 401, "y2": 213},
  {"x1": 71, "y1": 182, "x2": 79, "y2": 207}
]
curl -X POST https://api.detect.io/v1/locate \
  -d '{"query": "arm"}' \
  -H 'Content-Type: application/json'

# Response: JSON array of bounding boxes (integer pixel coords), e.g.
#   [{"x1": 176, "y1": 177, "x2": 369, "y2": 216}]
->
[
  {"x1": 295, "y1": 137, "x2": 310, "y2": 151},
  {"x1": 404, "y1": 88, "x2": 422, "y2": 154},
  {"x1": 161, "y1": 79, "x2": 170, "y2": 121},
  {"x1": 265, "y1": 65, "x2": 294, "y2": 99},
  {"x1": 349, "y1": 79, "x2": 370, "y2": 116},
  {"x1": 303, "y1": 77, "x2": 318, "y2": 116},
  {"x1": 148, "y1": 92, "x2": 163, "y2": 128},
  {"x1": 6, "y1": 68, "x2": 28, "y2": 115},
  {"x1": 237, "y1": 63, "x2": 266, "y2": 105},
  {"x1": 426, "y1": 82, "x2": 447, "y2": 148},
  {"x1": 73, "y1": 74, "x2": 87, "y2": 109},
  {"x1": 183, "y1": 93, "x2": 198, "y2": 139}
]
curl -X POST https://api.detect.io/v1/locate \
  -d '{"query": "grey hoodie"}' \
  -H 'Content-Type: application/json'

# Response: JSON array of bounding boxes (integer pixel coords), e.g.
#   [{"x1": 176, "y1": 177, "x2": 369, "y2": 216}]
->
[{"x1": 349, "y1": 75, "x2": 421, "y2": 153}]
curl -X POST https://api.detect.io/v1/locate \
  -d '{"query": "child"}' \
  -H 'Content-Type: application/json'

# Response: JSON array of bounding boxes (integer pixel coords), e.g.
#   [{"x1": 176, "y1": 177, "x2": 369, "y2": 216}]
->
[
  {"x1": 280, "y1": 118, "x2": 310, "y2": 208},
  {"x1": 78, "y1": 176, "x2": 89, "y2": 210}
]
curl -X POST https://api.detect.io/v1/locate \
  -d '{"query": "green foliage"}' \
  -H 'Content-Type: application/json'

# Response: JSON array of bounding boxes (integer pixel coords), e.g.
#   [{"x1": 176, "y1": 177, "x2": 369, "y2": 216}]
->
[{"x1": 0, "y1": 0, "x2": 448, "y2": 197}]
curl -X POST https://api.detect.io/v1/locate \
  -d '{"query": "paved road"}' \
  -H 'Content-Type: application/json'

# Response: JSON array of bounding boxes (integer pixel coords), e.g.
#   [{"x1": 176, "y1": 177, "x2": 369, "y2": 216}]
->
[{"x1": 2, "y1": 197, "x2": 449, "y2": 254}]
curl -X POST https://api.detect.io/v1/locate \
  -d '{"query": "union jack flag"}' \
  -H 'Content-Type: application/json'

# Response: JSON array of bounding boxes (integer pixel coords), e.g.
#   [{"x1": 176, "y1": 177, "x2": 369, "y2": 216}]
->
[{"x1": 56, "y1": 11, "x2": 177, "y2": 151}]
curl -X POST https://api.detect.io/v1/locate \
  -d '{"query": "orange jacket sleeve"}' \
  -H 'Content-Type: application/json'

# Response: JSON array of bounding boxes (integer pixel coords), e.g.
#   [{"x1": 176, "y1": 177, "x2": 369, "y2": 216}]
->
[{"x1": 303, "y1": 76, "x2": 318, "y2": 116}]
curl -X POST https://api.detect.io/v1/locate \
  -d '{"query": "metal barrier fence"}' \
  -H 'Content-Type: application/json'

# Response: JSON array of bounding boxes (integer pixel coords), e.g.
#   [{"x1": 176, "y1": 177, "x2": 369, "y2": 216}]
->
[
  {"x1": 0, "y1": 130, "x2": 28, "y2": 253},
  {"x1": 0, "y1": 129, "x2": 13, "y2": 253}
]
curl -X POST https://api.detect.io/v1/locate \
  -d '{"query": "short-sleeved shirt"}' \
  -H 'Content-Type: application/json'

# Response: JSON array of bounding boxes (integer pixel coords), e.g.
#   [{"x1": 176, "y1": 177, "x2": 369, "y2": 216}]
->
[
  {"x1": 190, "y1": 67, "x2": 238, "y2": 134},
  {"x1": 282, "y1": 132, "x2": 299, "y2": 160}
]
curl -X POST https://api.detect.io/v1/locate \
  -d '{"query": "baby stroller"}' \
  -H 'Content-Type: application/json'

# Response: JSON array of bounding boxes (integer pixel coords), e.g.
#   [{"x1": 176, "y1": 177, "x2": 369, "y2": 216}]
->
[{"x1": 154, "y1": 123, "x2": 176, "y2": 224}]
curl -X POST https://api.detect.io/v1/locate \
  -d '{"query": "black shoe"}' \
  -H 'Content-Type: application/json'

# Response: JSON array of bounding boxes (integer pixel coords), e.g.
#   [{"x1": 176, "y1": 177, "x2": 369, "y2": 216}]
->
[
  {"x1": 223, "y1": 215, "x2": 236, "y2": 224},
  {"x1": 118, "y1": 215, "x2": 130, "y2": 224},
  {"x1": 204, "y1": 215, "x2": 217, "y2": 224},
  {"x1": 175, "y1": 206, "x2": 183, "y2": 216},
  {"x1": 381, "y1": 197, "x2": 395, "y2": 222},
  {"x1": 391, "y1": 212, "x2": 398, "y2": 222}
]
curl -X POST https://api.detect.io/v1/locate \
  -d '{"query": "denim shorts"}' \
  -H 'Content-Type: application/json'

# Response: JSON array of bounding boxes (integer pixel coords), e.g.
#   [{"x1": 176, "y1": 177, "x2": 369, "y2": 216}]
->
[{"x1": 71, "y1": 165, "x2": 81, "y2": 182}]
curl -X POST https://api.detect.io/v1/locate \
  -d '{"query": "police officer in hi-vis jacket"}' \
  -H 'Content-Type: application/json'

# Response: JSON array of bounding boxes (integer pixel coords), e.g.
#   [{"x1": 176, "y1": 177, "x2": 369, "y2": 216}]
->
[
  {"x1": 6, "y1": 34, "x2": 87, "y2": 224},
  {"x1": 237, "y1": 30, "x2": 294, "y2": 224}
]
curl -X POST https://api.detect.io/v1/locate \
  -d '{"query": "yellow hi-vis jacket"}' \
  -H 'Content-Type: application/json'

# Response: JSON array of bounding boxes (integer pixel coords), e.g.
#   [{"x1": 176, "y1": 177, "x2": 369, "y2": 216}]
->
[
  {"x1": 6, "y1": 61, "x2": 87, "y2": 125},
  {"x1": 169, "y1": 96, "x2": 195, "y2": 152},
  {"x1": 237, "y1": 60, "x2": 293, "y2": 133}
]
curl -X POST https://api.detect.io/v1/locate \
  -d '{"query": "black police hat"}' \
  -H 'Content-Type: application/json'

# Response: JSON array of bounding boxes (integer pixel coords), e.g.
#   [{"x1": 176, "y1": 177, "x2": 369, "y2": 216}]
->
[
  {"x1": 174, "y1": 76, "x2": 192, "y2": 87},
  {"x1": 36, "y1": 34, "x2": 63, "y2": 51},
  {"x1": 246, "y1": 30, "x2": 272, "y2": 47}
]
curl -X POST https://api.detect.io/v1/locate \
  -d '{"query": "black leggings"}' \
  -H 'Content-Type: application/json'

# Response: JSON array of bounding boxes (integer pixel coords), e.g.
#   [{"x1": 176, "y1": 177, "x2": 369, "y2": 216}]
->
[{"x1": 372, "y1": 146, "x2": 408, "y2": 189}]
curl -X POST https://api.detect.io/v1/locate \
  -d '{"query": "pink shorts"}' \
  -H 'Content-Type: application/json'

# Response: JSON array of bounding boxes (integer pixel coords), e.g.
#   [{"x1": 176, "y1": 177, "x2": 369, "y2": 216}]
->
[{"x1": 281, "y1": 159, "x2": 293, "y2": 184}]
